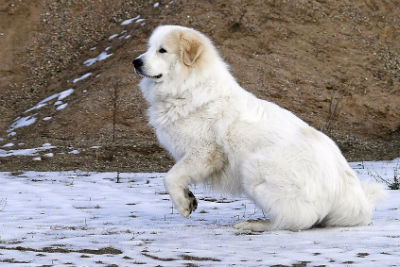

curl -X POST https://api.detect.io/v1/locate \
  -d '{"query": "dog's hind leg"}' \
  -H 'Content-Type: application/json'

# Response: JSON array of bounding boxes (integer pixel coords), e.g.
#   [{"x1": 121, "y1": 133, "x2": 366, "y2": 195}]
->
[
  {"x1": 165, "y1": 147, "x2": 225, "y2": 218},
  {"x1": 234, "y1": 219, "x2": 273, "y2": 232},
  {"x1": 238, "y1": 154, "x2": 324, "y2": 231}
]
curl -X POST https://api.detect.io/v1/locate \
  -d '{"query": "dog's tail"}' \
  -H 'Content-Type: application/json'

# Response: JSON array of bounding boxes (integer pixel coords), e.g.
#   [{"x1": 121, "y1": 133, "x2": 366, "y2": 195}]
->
[{"x1": 362, "y1": 182, "x2": 387, "y2": 206}]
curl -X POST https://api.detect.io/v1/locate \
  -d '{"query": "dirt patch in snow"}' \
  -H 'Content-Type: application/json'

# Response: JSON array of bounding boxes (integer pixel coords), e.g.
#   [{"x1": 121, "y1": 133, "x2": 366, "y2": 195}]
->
[{"x1": 0, "y1": 246, "x2": 122, "y2": 255}]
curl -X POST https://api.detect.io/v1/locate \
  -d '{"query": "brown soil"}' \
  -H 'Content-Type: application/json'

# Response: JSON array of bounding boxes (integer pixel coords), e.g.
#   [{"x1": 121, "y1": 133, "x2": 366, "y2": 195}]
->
[{"x1": 0, "y1": 0, "x2": 399, "y2": 172}]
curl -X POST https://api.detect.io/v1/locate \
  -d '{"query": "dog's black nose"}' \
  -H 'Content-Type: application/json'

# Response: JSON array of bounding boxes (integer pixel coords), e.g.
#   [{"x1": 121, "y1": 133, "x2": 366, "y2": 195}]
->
[{"x1": 133, "y1": 58, "x2": 143, "y2": 69}]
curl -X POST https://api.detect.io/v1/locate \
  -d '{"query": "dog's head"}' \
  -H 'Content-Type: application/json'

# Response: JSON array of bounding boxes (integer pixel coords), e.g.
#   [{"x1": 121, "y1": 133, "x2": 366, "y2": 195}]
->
[{"x1": 133, "y1": 25, "x2": 213, "y2": 83}]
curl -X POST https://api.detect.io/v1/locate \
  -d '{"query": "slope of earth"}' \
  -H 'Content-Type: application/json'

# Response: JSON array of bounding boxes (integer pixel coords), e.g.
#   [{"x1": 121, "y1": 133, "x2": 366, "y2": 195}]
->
[{"x1": 0, "y1": 0, "x2": 399, "y2": 171}]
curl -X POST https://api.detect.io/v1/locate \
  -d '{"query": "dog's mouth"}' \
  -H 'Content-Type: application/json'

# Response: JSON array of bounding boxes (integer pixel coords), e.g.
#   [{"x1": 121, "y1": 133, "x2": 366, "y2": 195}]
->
[{"x1": 134, "y1": 68, "x2": 162, "y2": 79}]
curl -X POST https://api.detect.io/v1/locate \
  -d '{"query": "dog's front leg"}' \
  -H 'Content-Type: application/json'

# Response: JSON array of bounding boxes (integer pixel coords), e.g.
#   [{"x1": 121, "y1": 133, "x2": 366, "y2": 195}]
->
[{"x1": 165, "y1": 149, "x2": 224, "y2": 218}]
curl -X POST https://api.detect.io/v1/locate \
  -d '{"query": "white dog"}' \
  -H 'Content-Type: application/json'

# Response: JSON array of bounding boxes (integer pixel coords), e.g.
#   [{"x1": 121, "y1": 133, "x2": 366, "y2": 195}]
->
[{"x1": 133, "y1": 25, "x2": 386, "y2": 231}]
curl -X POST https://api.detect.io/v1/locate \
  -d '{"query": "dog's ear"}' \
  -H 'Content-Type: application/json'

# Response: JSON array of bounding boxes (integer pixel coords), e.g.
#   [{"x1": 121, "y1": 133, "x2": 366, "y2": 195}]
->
[{"x1": 180, "y1": 33, "x2": 204, "y2": 67}]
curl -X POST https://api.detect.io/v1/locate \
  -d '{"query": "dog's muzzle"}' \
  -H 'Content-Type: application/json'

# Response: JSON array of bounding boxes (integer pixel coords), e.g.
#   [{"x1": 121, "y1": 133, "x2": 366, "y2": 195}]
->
[{"x1": 132, "y1": 57, "x2": 162, "y2": 79}]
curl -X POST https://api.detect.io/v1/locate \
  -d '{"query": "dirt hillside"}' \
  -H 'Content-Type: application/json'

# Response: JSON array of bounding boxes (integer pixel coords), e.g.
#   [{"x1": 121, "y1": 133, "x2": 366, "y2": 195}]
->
[{"x1": 0, "y1": 0, "x2": 399, "y2": 172}]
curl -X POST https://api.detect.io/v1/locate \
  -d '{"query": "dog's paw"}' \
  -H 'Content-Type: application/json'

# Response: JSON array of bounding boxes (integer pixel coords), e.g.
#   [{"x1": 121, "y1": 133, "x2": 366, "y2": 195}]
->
[
  {"x1": 233, "y1": 221, "x2": 252, "y2": 230},
  {"x1": 234, "y1": 219, "x2": 273, "y2": 232},
  {"x1": 187, "y1": 189, "x2": 198, "y2": 213},
  {"x1": 175, "y1": 189, "x2": 197, "y2": 218}
]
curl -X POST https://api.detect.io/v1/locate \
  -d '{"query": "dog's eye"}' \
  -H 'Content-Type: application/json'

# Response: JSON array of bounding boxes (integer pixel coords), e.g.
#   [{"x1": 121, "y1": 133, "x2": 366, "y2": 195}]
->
[{"x1": 158, "y1": 48, "x2": 167, "y2": 53}]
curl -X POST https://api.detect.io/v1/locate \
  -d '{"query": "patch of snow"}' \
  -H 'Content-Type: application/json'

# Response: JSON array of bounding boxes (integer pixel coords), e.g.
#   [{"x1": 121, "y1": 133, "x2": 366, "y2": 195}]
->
[
  {"x1": 136, "y1": 18, "x2": 145, "y2": 23},
  {"x1": 54, "y1": 100, "x2": 63, "y2": 106},
  {"x1": 32, "y1": 156, "x2": 41, "y2": 161},
  {"x1": 24, "y1": 88, "x2": 74, "y2": 113},
  {"x1": 7, "y1": 131, "x2": 16, "y2": 137},
  {"x1": 68, "y1": 149, "x2": 80, "y2": 154},
  {"x1": 108, "y1": 33, "x2": 119, "y2": 40},
  {"x1": 90, "y1": 46, "x2": 96, "y2": 51},
  {"x1": 57, "y1": 88, "x2": 74, "y2": 101},
  {"x1": 105, "y1": 46, "x2": 111, "y2": 51},
  {"x1": 44, "y1": 153, "x2": 54, "y2": 158},
  {"x1": 154, "y1": 2, "x2": 159, "y2": 7},
  {"x1": 36, "y1": 94, "x2": 59, "y2": 105},
  {"x1": 7, "y1": 115, "x2": 37, "y2": 132},
  {"x1": 73, "y1": 72, "x2": 92, "y2": 83},
  {"x1": 350, "y1": 158, "x2": 400, "y2": 186},
  {"x1": 120, "y1": 15, "x2": 140, "y2": 26},
  {"x1": 24, "y1": 102, "x2": 47, "y2": 113},
  {"x1": 56, "y1": 103, "x2": 68, "y2": 111},
  {"x1": 43, "y1": 116, "x2": 52, "y2": 121},
  {"x1": 0, "y1": 143, "x2": 56, "y2": 157},
  {"x1": 2, "y1": 142, "x2": 14, "y2": 148},
  {"x1": 0, "y1": 160, "x2": 399, "y2": 267},
  {"x1": 124, "y1": 34, "x2": 132, "y2": 39},
  {"x1": 84, "y1": 50, "x2": 113, "y2": 66},
  {"x1": 90, "y1": 145, "x2": 101, "y2": 149}
]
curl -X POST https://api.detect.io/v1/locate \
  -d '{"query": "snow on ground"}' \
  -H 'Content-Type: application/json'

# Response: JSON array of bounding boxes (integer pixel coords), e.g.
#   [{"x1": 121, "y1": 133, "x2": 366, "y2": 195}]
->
[
  {"x1": 23, "y1": 88, "x2": 74, "y2": 115},
  {"x1": 73, "y1": 73, "x2": 92, "y2": 84},
  {"x1": 0, "y1": 143, "x2": 55, "y2": 158},
  {"x1": 0, "y1": 159, "x2": 399, "y2": 267},
  {"x1": 83, "y1": 49, "x2": 113, "y2": 67},
  {"x1": 1, "y1": 143, "x2": 14, "y2": 148},
  {"x1": 55, "y1": 103, "x2": 68, "y2": 111},
  {"x1": 120, "y1": 15, "x2": 140, "y2": 26},
  {"x1": 7, "y1": 115, "x2": 37, "y2": 133},
  {"x1": 108, "y1": 34, "x2": 119, "y2": 40},
  {"x1": 0, "y1": 145, "x2": 98, "y2": 160}
]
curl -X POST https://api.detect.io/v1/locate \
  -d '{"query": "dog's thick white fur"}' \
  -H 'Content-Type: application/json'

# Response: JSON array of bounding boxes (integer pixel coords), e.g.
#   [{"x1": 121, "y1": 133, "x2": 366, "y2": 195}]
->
[{"x1": 133, "y1": 25, "x2": 386, "y2": 231}]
